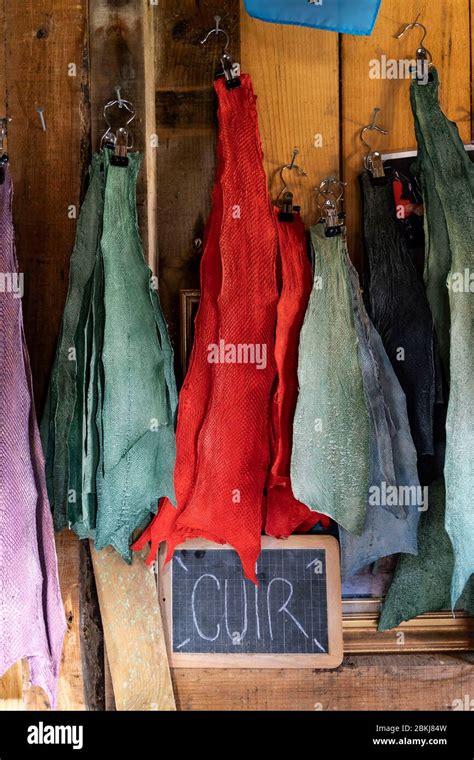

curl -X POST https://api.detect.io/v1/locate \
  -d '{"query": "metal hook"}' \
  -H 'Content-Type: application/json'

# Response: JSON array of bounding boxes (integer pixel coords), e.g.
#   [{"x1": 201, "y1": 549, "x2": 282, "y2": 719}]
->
[
  {"x1": 200, "y1": 15, "x2": 240, "y2": 89},
  {"x1": 395, "y1": 15, "x2": 432, "y2": 63},
  {"x1": 103, "y1": 97, "x2": 135, "y2": 129},
  {"x1": 360, "y1": 108, "x2": 388, "y2": 182},
  {"x1": 360, "y1": 107, "x2": 388, "y2": 153},
  {"x1": 101, "y1": 93, "x2": 136, "y2": 165},
  {"x1": 279, "y1": 148, "x2": 307, "y2": 195},
  {"x1": 316, "y1": 177, "x2": 346, "y2": 204},
  {"x1": 200, "y1": 15, "x2": 230, "y2": 51},
  {"x1": 101, "y1": 96, "x2": 136, "y2": 145},
  {"x1": 276, "y1": 148, "x2": 307, "y2": 221}
]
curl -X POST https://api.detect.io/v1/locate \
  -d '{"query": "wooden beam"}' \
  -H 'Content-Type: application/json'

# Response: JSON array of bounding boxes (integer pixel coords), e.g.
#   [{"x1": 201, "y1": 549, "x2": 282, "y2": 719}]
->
[
  {"x1": 4, "y1": 0, "x2": 91, "y2": 411},
  {"x1": 89, "y1": 0, "x2": 158, "y2": 267},
  {"x1": 88, "y1": 0, "x2": 175, "y2": 711},
  {"x1": 24, "y1": 533, "x2": 86, "y2": 710},
  {"x1": 91, "y1": 545, "x2": 175, "y2": 711},
  {"x1": 104, "y1": 647, "x2": 116, "y2": 711},
  {"x1": 56, "y1": 533, "x2": 87, "y2": 710},
  {"x1": 79, "y1": 541, "x2": 105, "y2": 711},
  {"x1": 154, "y1": 0, "x2": 241, "y2": 351},
  {"x1": 172, "y1": 653, "x2": 474, "y2": 710}
]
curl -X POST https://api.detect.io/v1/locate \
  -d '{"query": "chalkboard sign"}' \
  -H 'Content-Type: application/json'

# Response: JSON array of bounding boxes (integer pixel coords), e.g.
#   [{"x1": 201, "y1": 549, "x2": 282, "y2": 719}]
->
[{"x1": 160, "y1": 536, "x2": 343, "y2": 668}]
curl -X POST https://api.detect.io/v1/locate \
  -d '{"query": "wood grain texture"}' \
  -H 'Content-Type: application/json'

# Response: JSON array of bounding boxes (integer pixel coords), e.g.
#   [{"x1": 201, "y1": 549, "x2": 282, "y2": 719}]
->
[
  {"x1": 79, "y1": 541, "x2": 105, "y2": 711},
  {"x1": 154, "y1": 0, "x2": 240, "y2": 349},
  {"x1": 142, "y1": 0, "x2": 158, "y2": 270},
  {"x1": 341, "y1": 0, "x2": 472, "y2": 265},
  {"x1": 172, "y1": 653, "x2": 474, "y2": 710},
  {"x1": 89, "y1": 0, "x2": 155, "y2": 264},
  {"x1": 88, "y1": 0, "x2": 175, "y2": 712},
  {"x1": 56, "y1": 532, "x2": 86, "y2": 710},
  {"x1": 0, "y1": 663, "x2": 23, "y2": 710},
  {"x1": 4, "y1": 0, "x2": 90, "y2": 411},
  {"x1": 241, "y1": 0, "x2": 340, "y2": 227},
  {"x1": 91, "y1": 545, "x2": 175, "y2": 711},
  {"x1": 24, "y1": 532, "x2": 86, "y2": 710},
  {"x1": 0, "y1": 0, "x2": 6, "y2": 121},
  {"x1": 104, "y1": 647, "x2": 116, "y2": 711}
]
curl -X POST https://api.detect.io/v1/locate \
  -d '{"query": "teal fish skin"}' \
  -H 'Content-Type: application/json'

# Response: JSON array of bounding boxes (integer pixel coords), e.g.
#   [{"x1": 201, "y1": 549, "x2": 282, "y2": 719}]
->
[
  {"x1": 41, "y1": 150, "x2": 177, "y2": 561},
  {"x1": 291, "y1": 225, "x2": 370, "y2": 536},
  {"x1": 379, "y1": 480, "x2": 474, "y2": 630},
  {"x1": 410, "y1": 68, "x2": 474, "y2": 607},
  {"x1": 340, "y1": 249, "x2": 421, "y2": 577}
]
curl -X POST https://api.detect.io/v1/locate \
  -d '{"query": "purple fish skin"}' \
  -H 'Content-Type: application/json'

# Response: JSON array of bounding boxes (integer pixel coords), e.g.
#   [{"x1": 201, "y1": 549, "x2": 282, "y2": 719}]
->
[{"x1": 0, "y1": 165, "x2": 66, "y2": 709}]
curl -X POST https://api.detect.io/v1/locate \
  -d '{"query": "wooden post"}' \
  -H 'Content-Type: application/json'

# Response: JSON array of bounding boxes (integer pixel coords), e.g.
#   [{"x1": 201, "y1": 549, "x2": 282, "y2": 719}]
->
[
  {"x1": 154, "y1": 0, "x2": 241, "y2": 348},
  {"x1": 89, "y1": 0, "x2": 158, "y2": 270},
  {"x1": 91, "y1": 546, "x2": 175, "y2": 711},
  {"x1": 88, "y1": 0, "x2": 175, "y2": 711}
]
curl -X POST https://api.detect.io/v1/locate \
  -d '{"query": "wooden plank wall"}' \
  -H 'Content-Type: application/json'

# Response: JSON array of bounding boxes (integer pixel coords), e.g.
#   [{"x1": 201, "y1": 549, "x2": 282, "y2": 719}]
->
[
  {"x1": 342, "y1": 0, "x2": 472, "y2": 264},
  {"x1": 5, "y1": 0, "x2": 90, "y2": 409},
  {"x1": 241, "y1": 9, "x2": 340, "y2": 227},
  {"x1": 0, "y1": 0, "x2": 473, "y2": 710},
  {"x1": 155, "y1": 0, "x2": 240, "y2": 350},
  {"x1": 167, "y1": 0, "x2": 474, "y2": 710},
  {"x1": 88, "y1": 0, "x2": 157, "y2": 266},
  {"x1": 172, "y1": 653, "x2": 474, "y2": 711}
]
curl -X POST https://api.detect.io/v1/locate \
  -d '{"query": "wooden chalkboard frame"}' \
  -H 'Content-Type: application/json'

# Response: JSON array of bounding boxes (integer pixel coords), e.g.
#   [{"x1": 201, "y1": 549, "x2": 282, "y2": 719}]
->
[{"x1": 160, "y1": 536, "x2": 343, "y2": 668}]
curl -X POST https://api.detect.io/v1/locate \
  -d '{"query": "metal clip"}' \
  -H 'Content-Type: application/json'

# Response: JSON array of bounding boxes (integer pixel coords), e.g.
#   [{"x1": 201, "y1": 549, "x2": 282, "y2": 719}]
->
[
  {"x1": 316, "y1": 177, "x2": 346, "y2": 238},
  {"x1": 201, "y1": 16, "x2": 241, "y2": 90},
  {"x1": 360, "y1": 107, "x2": 389, "y2": 185},
  {"x1": 395, "y1": 15, "x2": 433, "y2": 84},
  {"x1": 112, "y1": 127, "x2": 130, "y2": 167}
]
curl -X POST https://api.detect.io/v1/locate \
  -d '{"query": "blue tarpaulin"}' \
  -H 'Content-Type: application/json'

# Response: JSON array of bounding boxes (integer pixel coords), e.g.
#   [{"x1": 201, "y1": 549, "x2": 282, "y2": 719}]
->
[{"x1": 244, "y1": 0, "x2": 382, "y2": 36}]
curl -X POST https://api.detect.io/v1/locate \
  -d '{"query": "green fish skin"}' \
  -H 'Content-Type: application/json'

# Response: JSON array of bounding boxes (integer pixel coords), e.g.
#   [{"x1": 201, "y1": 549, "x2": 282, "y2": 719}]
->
[
  {"x1": 291, "y1": 225, "x2": 369, "y2": 535},
  {"x1": 411, "y1": 68, "x2": 474, "y2": 607},
  {"x1": 42, "y1": 151, "x2": 177, "y2": 562},
  {"x1": 379, "y1": 479, "x2": 474, "y2": 631}
]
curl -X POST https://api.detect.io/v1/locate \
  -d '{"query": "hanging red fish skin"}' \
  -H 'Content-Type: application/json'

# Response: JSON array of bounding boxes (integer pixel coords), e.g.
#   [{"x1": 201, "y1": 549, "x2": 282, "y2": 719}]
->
[
  {"x1": 265, "y1": 208, "x2": 330, "y2": 538},
  {"x1": 134, "y1": 75, "x2": 327, "y2": 581}
]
